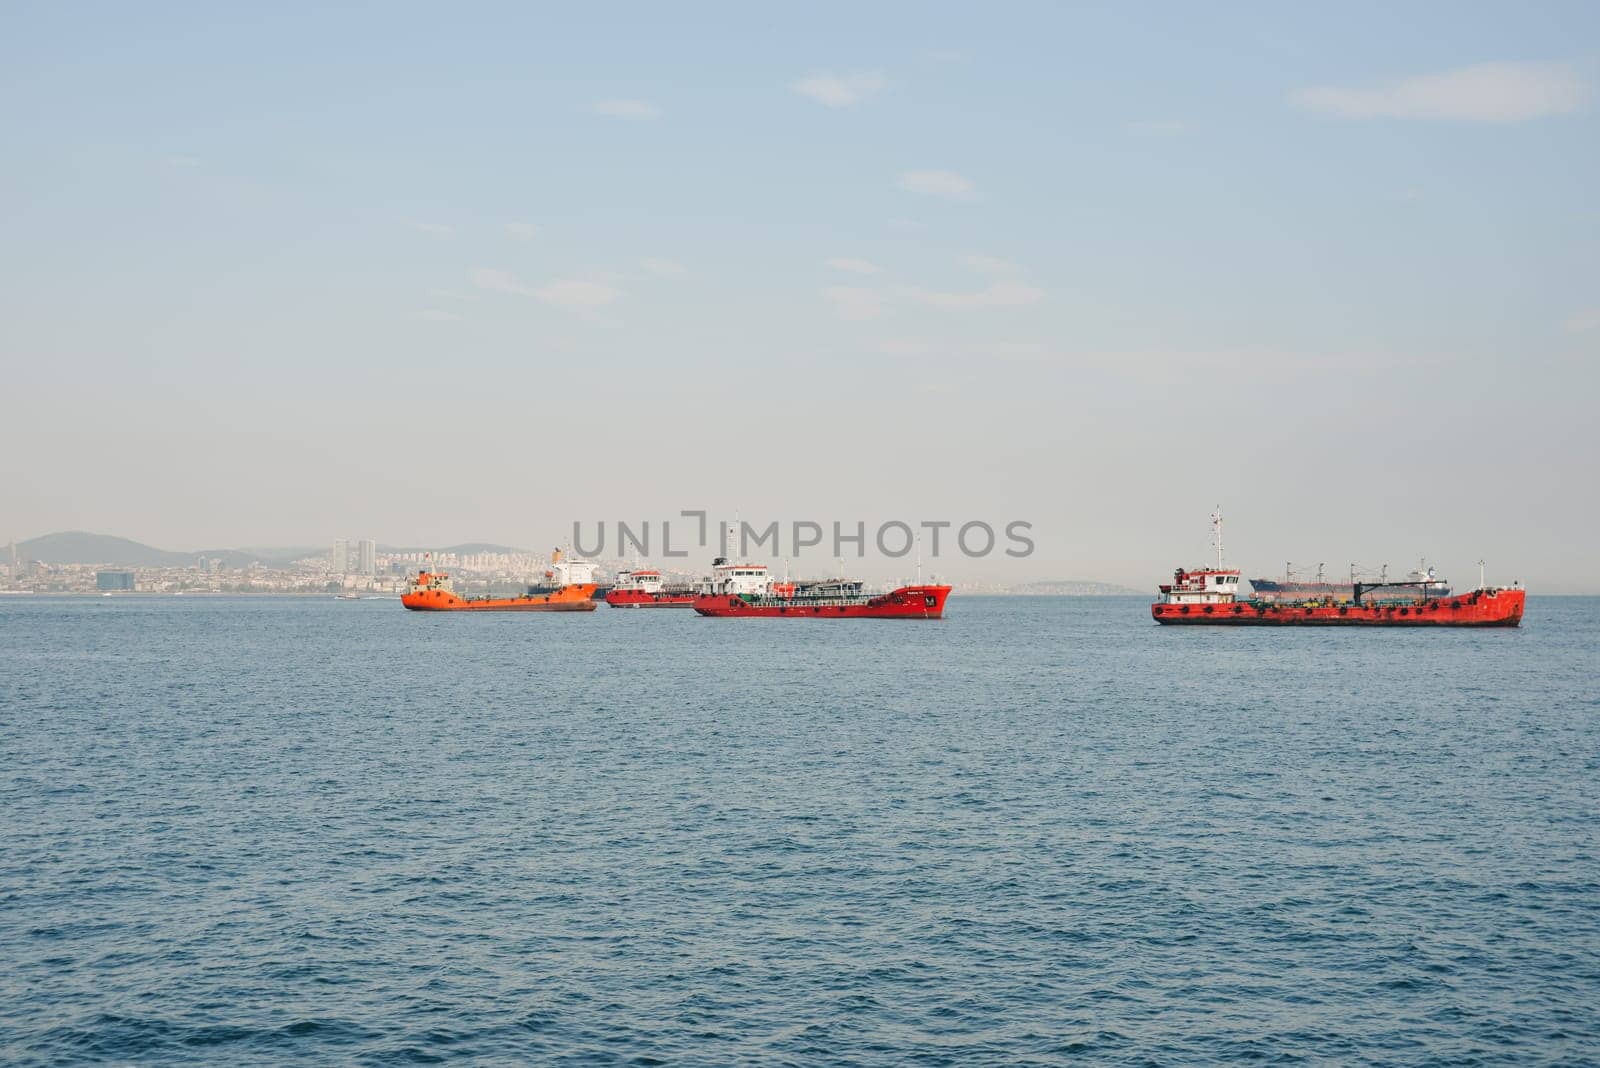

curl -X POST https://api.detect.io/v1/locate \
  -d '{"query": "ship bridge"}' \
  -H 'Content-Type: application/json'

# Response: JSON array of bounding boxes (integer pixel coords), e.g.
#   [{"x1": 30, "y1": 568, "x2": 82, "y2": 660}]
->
[
  {"x1": 1155, "y1": 509, "x2": 1242, "y2": 605},
  {"x1": 1158, "y1": 568, "x2": 1242, "y2": 604}
]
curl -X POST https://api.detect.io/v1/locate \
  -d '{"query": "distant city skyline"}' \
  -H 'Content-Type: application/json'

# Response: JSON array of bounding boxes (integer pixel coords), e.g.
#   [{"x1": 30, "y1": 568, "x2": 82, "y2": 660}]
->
[{"x1": 3, "y1": 4, "x2": 1597, "y2": 592}]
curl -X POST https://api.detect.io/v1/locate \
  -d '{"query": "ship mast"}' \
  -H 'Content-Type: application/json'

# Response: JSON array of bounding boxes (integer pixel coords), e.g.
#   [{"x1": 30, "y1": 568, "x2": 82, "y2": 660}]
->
[{"x1": 1211, "y1": 508, "x2": 1224, "y2": 569}]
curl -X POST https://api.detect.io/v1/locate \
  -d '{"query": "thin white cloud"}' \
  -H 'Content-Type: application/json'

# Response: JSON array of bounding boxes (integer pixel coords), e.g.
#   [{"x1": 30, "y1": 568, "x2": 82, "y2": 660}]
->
[
  {"x1": 822, "y1": 287, "x2": 885, "y2": 321},
  {"x1": 874, "y1": 337, "x2": 1047, "y2": 358},
  {"x1": 903, "y1": 281, "x2": 1042, "y2": 309},
  {"x1": 965, "y1": 254, "x2": 1017, "y2": 274},
  {"x1": 1292, "y1": 61, "x2": 1591, "y2": 123},
  {"x1": 899, "y1": 170, "x2": 976, "y2": 199},
  {"x1": 404, "y1": 220, "x2": 455, "y2": 238},
  {"x1": 506, "y1": 222, "x2": 540, "y2": 241},
  {"x1": 968, "y1": 341, "x2": 1048, "y2": 360},
  {"x1": 1075, "y1": 345, "x2": 1423, "y2": 386},
  {"x1": 593, "y1": 99, "x2": 661, "y2": 120},
  {"x1": 1128, "y1": 118, "x2": 1188, "y2": 136},
  {"x1": 791, "y1": 71, "x2": 888, "y2": 107},
  {"x1": 826, "y1": 257, "x2": 882, "y2": 275},
  {"x1": 639, "y1": 257, "x2": 686, "y2": 278},
  {"x1": 876, "y1": 338, "x2": 935, "y2": 355},
  {"x1": 1566, "y1": 308, "x2": 1600, "y2": 332},
  {"x1": 472, "y1": 268, "x2": 523, "y2": 294},
  {"x1": 535, "y1": 279, "x2": 620, "y2": 308},
  {"x1": 471, "y1": 268, "x2": 620, "y2": 310}
]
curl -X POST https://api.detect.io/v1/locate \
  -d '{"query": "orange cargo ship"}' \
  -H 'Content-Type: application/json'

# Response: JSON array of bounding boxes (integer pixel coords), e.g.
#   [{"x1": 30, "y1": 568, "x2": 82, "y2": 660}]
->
[{"x1": 402, "y1": 549, "x2": 598, "y2": 612}]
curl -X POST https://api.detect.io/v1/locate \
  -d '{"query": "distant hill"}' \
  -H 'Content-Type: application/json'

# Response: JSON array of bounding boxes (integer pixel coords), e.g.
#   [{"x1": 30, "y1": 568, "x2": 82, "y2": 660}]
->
[
  {"x1": 12, "y1": 532, "x2": 531, "y2": 568},
  {"x1": 16, "y1": 532, "x2": 195, "y2": 567},
  {"x1": 1010, "y1": 579, "x2": 1144, "y2": 596},
  {"x1": 16, "y1": 532, "x2": 314, "y2": 568},
  {"x1": 381, "y1": 543, "x2": 531, "y2": 555},
  {"x1": 222, "y1": 546, "x2": 324, "y2": 567}
]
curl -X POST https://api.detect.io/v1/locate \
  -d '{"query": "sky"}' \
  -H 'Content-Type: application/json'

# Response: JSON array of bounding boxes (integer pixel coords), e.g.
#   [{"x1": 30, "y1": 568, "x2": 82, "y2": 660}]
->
[{"x1": 2, "y1": 2, "x2": 1597, "y2": 590}]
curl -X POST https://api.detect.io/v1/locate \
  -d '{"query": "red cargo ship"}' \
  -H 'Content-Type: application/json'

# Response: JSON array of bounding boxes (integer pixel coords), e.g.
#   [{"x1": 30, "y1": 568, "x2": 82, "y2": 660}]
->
[
  {"x1": 691, "y1": 556, "x2": 951, "y2": 619},
  {"x1": 1151, "y1": 512, "x2": 1523, "y2": 627},
  {"x1": 604, "y1": 568, "x2": 696, "y2": 608}
]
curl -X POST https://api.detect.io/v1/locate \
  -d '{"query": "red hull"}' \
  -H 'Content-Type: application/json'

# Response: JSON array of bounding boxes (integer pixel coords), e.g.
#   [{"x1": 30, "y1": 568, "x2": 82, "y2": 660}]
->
[
  {"x1": 1152, "y1": 587, "x2": 1523, "y2": 626},
  {"x1": 693, "y1": 584, "x2": 952, "y2": 619},
  {"x1": 605, "y1": 589, "x2": 696, "y2": 608}
]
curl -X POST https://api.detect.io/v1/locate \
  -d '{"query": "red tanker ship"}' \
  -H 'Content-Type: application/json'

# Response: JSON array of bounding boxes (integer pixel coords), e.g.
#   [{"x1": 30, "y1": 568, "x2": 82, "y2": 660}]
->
[
  {"x1": 691, "y1": 556, "x2": 951, "y2": 619},
  {"x1": 1151, "y1": 512, "x2": 1523, "y2": 627},
  {"x1": 605, "y1": 568, "x2": 696, "y2": 608}
]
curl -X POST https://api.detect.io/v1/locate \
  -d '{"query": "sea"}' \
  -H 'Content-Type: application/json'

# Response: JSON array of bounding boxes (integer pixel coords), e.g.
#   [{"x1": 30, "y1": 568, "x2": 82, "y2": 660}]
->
[{"x1": 2, "y1": 595, "x2": 1597, "y2": 1065}]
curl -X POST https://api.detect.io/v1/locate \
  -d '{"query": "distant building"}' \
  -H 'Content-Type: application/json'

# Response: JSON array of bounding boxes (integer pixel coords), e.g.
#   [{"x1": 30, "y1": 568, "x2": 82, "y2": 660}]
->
[
  {"x1": 96, "y1": 570, "x2": 136, "y2": 591},
  {"x1": 358, "y1": 539, "x2": 376, "y2": 576},
  {"x1": 330, "y1": 538, "x2": 350, "y2": 575}
]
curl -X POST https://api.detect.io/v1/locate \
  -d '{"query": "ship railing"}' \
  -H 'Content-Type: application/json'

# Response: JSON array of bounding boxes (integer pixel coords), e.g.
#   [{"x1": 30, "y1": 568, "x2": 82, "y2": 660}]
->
[
  {"x1": 1259, "y1": 594, "x2": 1446, "y2": 609},
  {"x1": 744, "y1": 595, "x2": 877, "y2": 608}
]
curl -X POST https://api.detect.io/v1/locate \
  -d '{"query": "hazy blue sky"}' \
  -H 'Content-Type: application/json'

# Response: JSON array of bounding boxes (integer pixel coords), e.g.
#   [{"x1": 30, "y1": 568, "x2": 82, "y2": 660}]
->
[{"x1": 3, "y1": 3, "x2": 1597, "y2": 588}]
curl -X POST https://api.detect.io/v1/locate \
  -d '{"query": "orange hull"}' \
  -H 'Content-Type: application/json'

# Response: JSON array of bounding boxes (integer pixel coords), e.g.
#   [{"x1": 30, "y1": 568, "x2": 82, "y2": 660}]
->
[{"x1": 402, "y1": 583, "x2": 598, "y2": 612}]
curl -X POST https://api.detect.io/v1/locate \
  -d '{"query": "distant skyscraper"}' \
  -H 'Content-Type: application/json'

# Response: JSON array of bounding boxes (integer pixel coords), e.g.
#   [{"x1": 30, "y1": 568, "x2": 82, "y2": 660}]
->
[
  {"x1": 358, "y1": 539, "x2": 376, "y2": 576},
  {"x1": 330, "y1": 538, "x2": 350, "y2": 575},
  {"x1": 96, "y1": 570, "x2": 136, "y2": 591}
]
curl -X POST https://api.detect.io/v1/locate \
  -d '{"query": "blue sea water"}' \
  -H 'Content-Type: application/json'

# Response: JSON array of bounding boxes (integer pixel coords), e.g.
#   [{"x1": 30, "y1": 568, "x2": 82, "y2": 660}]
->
[{"x1": 1, "y1": 594, "x2": 1597, "y2": 1065}]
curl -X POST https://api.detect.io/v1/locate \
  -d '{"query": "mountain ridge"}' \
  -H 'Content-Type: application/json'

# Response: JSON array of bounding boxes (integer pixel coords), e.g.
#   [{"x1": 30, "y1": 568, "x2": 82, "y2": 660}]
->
[{"x1": 10, "y1": 532, "x2": 533, "y2": 567}]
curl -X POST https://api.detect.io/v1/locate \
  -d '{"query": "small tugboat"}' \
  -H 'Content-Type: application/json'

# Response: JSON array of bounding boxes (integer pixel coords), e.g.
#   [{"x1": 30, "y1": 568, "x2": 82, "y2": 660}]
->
[
  {"x1": 691, "y1": 555, "x2": 951, "y2": 619},
  {"x1": 402, "y1": 548, "x2": 598, "y2": 612},
  {"x1": 1151, "y1": 511, "x2": 1524, "y2": 627},
  {"x1": 604, "y1": 567, "x2": 696, "y2": 608}
]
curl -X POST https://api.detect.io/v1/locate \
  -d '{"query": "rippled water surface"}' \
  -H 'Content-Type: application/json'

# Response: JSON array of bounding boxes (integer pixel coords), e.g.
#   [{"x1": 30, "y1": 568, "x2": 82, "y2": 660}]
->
[{"x1": 3, "y1": 595, "x2": 1597, "y2": 1065}]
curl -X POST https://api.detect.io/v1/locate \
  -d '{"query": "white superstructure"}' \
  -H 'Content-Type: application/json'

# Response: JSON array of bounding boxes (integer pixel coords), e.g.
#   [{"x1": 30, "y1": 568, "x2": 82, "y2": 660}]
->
[
  {"x1": 612, "y1": 568, "x2": 665, "y2": 593},
  {"x1": 703, "y1": 559, "x2": 772, "y2": 597},
  {"x1": 545, "y1": 547, "x2": 594, "y2": 587},
  {"x1": 1156, "y1": 509, "x2": 1243, "y2": 605}
]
